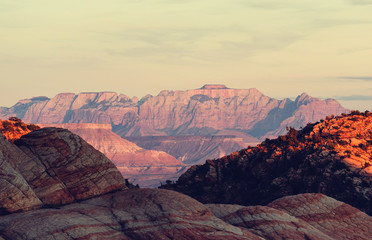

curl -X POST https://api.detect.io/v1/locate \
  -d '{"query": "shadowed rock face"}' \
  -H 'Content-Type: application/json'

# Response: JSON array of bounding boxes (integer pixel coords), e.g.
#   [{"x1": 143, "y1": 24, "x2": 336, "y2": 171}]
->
[{"x1": 164, "y1": 111, "x2": 372, "y2": 215}]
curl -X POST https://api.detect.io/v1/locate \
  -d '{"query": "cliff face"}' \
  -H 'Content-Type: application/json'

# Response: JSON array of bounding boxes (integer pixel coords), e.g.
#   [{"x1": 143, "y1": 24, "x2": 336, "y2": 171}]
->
[
  {"x1": 0, "y1": 86, "x2": 348, "y2": 165},
  {"x1": 163, "y1": 111, "x2": 372, "y2": 215},
  {"x1": 0, "y1": 86, "x2": 347, "y2": 140}
]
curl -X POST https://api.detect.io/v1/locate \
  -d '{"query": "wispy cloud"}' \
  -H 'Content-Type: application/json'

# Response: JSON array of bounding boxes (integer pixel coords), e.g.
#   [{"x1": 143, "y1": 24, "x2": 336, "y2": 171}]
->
[
  {"x1": 338, "y1": 76, "x2": 372, "y2": 81},
  {"x1": 335, "y1": 95, "x2": 372, "y2": 101},
  {"x1": 349, "y1": 0, "x2": 372, "y2": 5}
]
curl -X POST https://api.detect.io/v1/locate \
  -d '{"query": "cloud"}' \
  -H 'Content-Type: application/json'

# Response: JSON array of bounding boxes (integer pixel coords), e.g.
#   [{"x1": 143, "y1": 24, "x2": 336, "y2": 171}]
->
[
  {"x1": 335, "y1": 95, "x2": 372, "y2": 101},
  {"x1": 338, "y1": 76, "x2": 372, "y2": 81},
  {"x1": 235, "y1": 0, "x2": 309, "y2": 9},
  {"x1": 349, "y1": 0, "x2": 372, "y2": 5}
]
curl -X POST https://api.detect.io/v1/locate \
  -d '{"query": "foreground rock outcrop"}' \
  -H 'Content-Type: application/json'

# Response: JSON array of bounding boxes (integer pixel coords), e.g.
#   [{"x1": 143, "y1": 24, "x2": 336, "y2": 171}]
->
[
  {"x1": 1, "y1": 124, "x2": 372, "y2": 239},
  {"x1": 163, "y1": 111, "x2": 372, "y2": 215},
  {"x1": 208, "y1": 193, "x2": 372, "y2": 240},
  {"x1": 0, "y1": 127, "x2": 126, "y2": 211}
]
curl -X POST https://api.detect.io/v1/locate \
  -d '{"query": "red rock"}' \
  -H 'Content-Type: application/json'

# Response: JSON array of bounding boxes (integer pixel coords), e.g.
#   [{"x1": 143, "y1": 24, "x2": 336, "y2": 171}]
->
[
  {"x1": 0, "y1": 87, "x2": 348, "y2": 165},
  {"x1": 268, "y1": 193, "x2": 372, "y2": 239},
  {"x1": 0, "y1": 133, "x2": 42, "y2": 214},
  {"x1": 165, "y1": 111, "x2": 372, "y2": 215},
  {"x1": 14, "y1": 127, "x2": 126, "y2": 206},
  {"x1": 0, "y1": 189, "x2": 261, "y2": 240}
]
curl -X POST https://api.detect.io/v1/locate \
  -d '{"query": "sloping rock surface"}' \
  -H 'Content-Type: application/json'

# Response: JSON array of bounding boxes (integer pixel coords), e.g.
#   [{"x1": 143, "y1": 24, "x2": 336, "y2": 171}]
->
[
  {"x1": 13, "y1": 127, "x2": 126, "y2": 205},
  {"x1": 0, "y1": 133, "x2": 42, "y2": 214},
  {"x1": 1, "y1": 124, "x2": 372, "y2": 239},
  {"x1": 208, "y1": 193, "x2": 372, "y2": 240},
  {"x1": 0, "y1": 189, "x2": 261, "y2": 240},
  {"x1": 164, "y1": 111, "x2": 372, "y2": 215}
]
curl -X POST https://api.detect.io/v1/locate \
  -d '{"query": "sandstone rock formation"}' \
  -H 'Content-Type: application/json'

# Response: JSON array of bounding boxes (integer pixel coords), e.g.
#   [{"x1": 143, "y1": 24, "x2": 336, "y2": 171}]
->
[
  {"x1": 0, "y1": 133, "x2": 42, "y2": 214},
  {"x1": 1, "y1": 124, "x2": 372, "y2": 239},
  {"x1": 0, "y1": 126, "x2": 126, "y2": 212},
  {"x1": 208, "y1": 193, "x2": 372, "y2": 240},
  {"x1": 163, "y1": 111, "x2": 372, "y2": 215},
  {"x1": 0, "y1": 85, "x2": 348, "y2": 165},
  {"x1": 13, "y1": 127, "x2": 126, "y2": 205},
  {"x1": 40, "y1": 123, "x2": 186, "y2": 187}
]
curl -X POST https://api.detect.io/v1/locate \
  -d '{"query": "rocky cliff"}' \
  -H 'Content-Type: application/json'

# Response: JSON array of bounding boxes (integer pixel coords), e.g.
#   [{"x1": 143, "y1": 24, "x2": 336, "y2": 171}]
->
[
  {"x1": 163, "y1": 111, "x2": 372, "y2": 215},
  {"x1": 1, "y1": 124, "x2": 372, "y2": 239},
  {"x1": 0, "y1": 85, "x2": 347, "y2": 164}
]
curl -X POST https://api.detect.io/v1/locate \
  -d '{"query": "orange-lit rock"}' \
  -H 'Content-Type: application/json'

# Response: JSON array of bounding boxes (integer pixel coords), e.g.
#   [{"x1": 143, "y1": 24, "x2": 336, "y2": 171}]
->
[{"x1": 164, "y1": 111, "x2": 372, "y2": 215}]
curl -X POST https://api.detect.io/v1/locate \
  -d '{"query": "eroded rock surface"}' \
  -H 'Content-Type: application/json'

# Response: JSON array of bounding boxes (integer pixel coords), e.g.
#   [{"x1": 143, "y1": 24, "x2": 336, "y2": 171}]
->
[
  {"x1": 0, "y1": 133, "x2": 42, "y2": 214},
  {"x1": 0, "y1": 189, "x2": 261, "y2": 240},
  {"x1": 208, "y1": 193, "x2": 372, "y2": 240},
  {"x1": 13, "y1": 127, "x2": 126, "y2": 205}
]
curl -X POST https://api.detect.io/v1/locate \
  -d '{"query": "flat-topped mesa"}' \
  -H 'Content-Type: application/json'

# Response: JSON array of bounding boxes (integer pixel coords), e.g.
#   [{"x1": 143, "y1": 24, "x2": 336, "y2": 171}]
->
[{"x1": 200, "y1": 84, "x2": 228, "y2": 89}]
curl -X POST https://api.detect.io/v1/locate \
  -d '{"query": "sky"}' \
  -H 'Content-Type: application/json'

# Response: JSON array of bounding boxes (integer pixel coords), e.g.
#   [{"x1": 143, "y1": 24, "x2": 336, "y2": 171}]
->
[{"x1": 1, "y1": 0, "x2": 372, "y2": 110}]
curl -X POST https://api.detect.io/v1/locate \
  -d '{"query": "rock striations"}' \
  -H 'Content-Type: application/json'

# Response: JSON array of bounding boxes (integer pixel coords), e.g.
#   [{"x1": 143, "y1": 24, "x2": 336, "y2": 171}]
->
[
  {"x1": 164, "y1": 111, "x2": 372, "y2": 215},
  {"x1": 0, "y1": 86, "x2": 348, "y2": 164},
  {"x1": 1, "y1": 122, "x2": 372, "y2": 239},
  {"x1": 40, "y1": 123, "x2": 186, "y2": 187}
]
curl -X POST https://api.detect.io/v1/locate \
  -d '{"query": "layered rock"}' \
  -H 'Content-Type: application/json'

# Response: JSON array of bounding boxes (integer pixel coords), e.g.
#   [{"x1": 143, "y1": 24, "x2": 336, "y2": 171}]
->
[
  {"x1": 14, "y1": 127, "x2": 126, "y2": 205},
  {"x1": 164, "y1": 111, "x2": 372, "y2": 215},
  {"x1": 0, "y1": 189, "x2": 261, "y2": 240},
  {"x1": 0, "y1": 86, "x2": 348, "y2": 164},
  {"x1": 40, "y1": 123, "x2": 185, "y2": 187},
  {"x1": 1, "y1": 122, "x2": 372, "y2": 239},
  {"x1": 208, "y1": 193, "x2": 372, "y2": 240},
  {"x1": 0, "y1": 133, "x2": 42, "y2": 214}
]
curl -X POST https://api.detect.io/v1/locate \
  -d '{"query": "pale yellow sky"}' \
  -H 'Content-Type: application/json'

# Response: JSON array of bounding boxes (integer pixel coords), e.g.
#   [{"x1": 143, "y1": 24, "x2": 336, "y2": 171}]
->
[{"x1": 1, "y1": 0, "x2": 372, "y2": 110}]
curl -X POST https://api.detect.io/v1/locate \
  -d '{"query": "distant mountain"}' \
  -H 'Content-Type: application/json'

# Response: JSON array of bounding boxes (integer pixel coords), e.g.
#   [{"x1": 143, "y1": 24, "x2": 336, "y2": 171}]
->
[
  {"x1": 0, "y1": 85, "x2": 348, "y2": 164},
  {"x1": 163, "y1": 111, "x2": 372, "y2": 215}
]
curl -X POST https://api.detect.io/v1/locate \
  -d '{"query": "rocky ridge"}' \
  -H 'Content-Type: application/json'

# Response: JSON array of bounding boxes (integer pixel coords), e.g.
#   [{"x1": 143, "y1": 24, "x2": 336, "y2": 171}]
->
[
  {"x1": 0, "y1": 85, "x2": 348, "y2": 164},
  {"x1": 163, "y1": 111, "x2": 372, "y2": 215},
  {"x1": 0, "y1": 124, "x2": 372, "y2": 239}
]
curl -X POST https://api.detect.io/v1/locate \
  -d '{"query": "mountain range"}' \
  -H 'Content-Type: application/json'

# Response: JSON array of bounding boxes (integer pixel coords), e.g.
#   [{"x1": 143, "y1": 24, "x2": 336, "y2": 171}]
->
[{"x1": 0, "y1": 85, "x2": 348, "y2": 167}]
